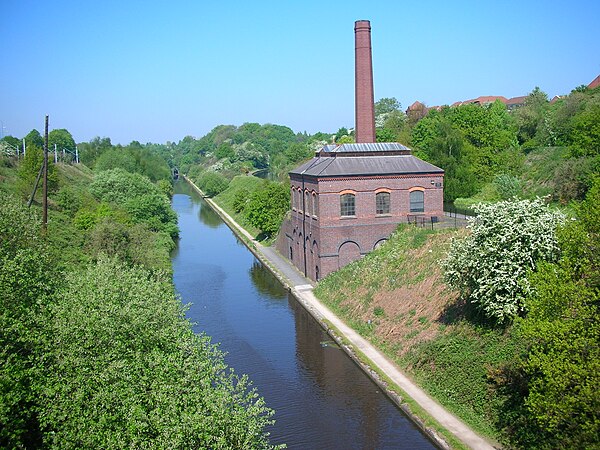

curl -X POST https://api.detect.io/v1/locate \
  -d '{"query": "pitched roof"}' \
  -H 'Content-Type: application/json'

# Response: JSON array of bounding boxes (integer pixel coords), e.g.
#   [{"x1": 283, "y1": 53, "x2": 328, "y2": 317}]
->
[
  {"x1": 464, "y1": 96, "x2": 508, "y2": 105},
  {"x1": 506, "y1": 95, "x2": 527, "y2": 105},
  {"x1": 319, "y1": 142, "x2": 411, "y2": 155},
  {"x1": 589, "y1": 74, "x2": 600, "y2": 90},
  {"x1": 290, "y1": 143, "x2": 444, "y2": 178}
]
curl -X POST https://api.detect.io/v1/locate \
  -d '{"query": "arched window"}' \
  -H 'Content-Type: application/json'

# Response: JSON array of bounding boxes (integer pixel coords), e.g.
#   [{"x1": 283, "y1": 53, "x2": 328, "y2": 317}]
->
[
  {"x1": 312, "y1": 192, "x2": 318, "y2": 216},
  {"x1": 340, "y1": 193, "x2": 355, "y2": 216},
  {"x1": 291, "y1": 188, "x2": 296, "y2": 210},
  {"x1": 304, "y1": 190, "x2": 310, "y2": 215},
  {"x1": 409, "y1": 190, "x2": 424, "y2": 212},
  {"x1": 376, "y1": 192, "x2": 390, "y2": 215}
]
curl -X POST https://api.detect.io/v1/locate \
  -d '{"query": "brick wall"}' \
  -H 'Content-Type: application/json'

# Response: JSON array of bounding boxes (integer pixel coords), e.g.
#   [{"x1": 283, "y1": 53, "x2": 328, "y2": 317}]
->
[{"x1": 284, "y1": 172, "x2": 444, "y2": 280}]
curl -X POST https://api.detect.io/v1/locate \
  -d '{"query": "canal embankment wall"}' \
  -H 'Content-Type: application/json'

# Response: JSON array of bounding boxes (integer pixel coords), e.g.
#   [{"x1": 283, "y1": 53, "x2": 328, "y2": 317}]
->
[{"x1": 182, "y1": 176, "x2": 495, "y2": 450}]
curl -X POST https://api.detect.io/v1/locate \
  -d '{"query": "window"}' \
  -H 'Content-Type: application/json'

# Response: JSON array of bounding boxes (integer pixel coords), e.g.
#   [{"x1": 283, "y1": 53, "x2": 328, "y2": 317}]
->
[
  {"x1": 305, "y1": 190, "x2": 310, "y2": 215},
  {"x1": 291, "y1": 188, "x2": 296, "y2": 209},
  {"x1": 340, "y1": 193, "x2": 355, "y2": 216},
  {"x1": 409, "y1": 190, "x2": 424, "y2": 212},
  {"x1": 312, "y1": 192, "x2": 318, "y2": 216},
  {"x1": 376, "y1": 192, "x2": 390, "y2": 215}
]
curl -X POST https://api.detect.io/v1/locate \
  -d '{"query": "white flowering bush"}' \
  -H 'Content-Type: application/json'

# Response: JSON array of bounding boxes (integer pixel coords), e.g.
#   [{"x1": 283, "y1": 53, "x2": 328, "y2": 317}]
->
[{"x1": 442, "y1": 198, "x2": 565, "y2": 323}]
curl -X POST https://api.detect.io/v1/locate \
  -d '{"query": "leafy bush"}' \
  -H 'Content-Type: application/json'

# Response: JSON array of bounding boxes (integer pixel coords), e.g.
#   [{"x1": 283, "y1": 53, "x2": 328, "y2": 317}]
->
[
  {"x1": 232, "y1": 188, "x2": 250, "y2": 213},
  {"x1": 0, "y1": 195, "x2": 56, "y2": 448},
  {"x1": 493, "y1": 173, "x2": 522, "y2": 199},
  {"x1": 89, "y1": 169, "x2": 178, "y2": 238},
  {"x1": 89, "y1": 168, "x2": 163, "y2": 204},
  {"x1": 245, "y1": 182, "x2": 290, "y2": 236},
  {"x1": 198, "y1": 171, "x2": 229, "y2": 197},
  {"x1": 16, "y1": 146, "x2": 58, "y2": 200},
  {"x1": 442, "y1": 198, "x2": 565, "y2": 322},
  {"x1": 40, "y1": 257, "x2": 279, "y2": 449}
]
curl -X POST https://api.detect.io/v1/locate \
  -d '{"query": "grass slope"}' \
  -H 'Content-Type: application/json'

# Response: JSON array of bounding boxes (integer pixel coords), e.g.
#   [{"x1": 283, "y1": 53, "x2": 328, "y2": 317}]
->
[{"x1": 213, "y1": 175, "x2": 265, "y2": 239}]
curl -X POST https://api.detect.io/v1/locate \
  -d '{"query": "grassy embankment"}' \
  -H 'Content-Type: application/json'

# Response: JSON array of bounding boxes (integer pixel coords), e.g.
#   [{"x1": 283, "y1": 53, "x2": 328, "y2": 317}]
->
[
  {"x1": 210, "y1": 175, "x2": 267, "y2": 239},
  {"x1": 314, "y1": 225, "x2": 518, "y2": 444}
]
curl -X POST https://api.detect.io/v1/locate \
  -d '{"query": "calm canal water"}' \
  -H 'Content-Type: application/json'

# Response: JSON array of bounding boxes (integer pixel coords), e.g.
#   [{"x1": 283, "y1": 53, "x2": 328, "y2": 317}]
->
[{"x1": 171, "y1": 181, "x2": 435, "y2": 449}]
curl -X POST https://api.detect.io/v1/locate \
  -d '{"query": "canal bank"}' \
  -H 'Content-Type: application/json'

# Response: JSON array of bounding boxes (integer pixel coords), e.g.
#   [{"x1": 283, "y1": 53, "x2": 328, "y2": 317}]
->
[{"x1": 183, "y1": 176, "x2": 495, "y2": 450}]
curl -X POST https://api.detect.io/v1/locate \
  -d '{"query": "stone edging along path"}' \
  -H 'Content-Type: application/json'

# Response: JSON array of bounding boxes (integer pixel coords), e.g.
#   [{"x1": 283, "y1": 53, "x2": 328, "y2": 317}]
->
[{"x1": 183, "y1": 177, "x2": 496, "y2": 450}]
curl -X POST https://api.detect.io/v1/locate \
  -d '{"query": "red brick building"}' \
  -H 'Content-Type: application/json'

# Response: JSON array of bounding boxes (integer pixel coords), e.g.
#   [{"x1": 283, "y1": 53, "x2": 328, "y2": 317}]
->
[{"x1": 282, "y1": 143, "x2": 444, "y2": 280}]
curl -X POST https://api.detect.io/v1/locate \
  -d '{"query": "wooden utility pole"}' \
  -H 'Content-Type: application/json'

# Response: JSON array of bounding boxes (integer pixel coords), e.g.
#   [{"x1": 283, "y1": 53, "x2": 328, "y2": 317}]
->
[{"x1": 42, "y1": 115, "x2": 48, "y2": 232}]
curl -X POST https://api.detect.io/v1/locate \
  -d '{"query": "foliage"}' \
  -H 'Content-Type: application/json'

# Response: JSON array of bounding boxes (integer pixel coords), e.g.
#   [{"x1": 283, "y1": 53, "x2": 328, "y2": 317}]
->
[
  {"x1": 245, "y1": 181, "x2": 290, "y2": 236},
  {"x1": 24, "y1": 129, "x2": 43, "y2": 149},
  {"x1": 48, "y1": 129, "x2": 75, "y2": 152},
  {"x1": 498, "y1": 178, "x2": 600, "y2": 448},
  {"x1": 197, "y1": 171, "x2": 229, "y2": 197},
  {"x1": 78, "y1": 136, "x2": 113, "y2": 167},
  {"x1": 124, "y1": 192, "x2": 178, "y2": 237},
  {"x1": 375, "y1": 97, "x2": 401, "y2": 116},
  {"x1": 89, "y1": 169, "x2": 178, "y2": 238},
  {"x1": 39, "y1": 257, "x2": 279, "y2": 449},
  {"x1": 403, "y1": 324, "x2": 521, "y2": 439},
  {"x1": 514, "y1": 87, "x2": 550, "y2": 149},
  {"x1": 157, "y1": 178, "x2": 174, "y2": 198},
  {"x1": 233, "y1": 188, "x2": 250, "y2": 213},
  {"x1": 90, "y1": 168, "x2": 164, "y2": 204},
  {"x1": 94, "y1": 148, "x2": 138, "y2": 173},
  {"x1": 0, "y1": 195, "x2": 56, "y2": 448},
  {"x1": 16, "y1": 145, "x2": 59, "y2": 200},
  {"x1": 569, "y1": 103, "x2": 600, "y2": 157},
  {"x1": 493, "y1": 173, "x2": 522, "y2": 199},
  {"x1": 443, "y1": 198, "x2": 565, "y2": 322}
]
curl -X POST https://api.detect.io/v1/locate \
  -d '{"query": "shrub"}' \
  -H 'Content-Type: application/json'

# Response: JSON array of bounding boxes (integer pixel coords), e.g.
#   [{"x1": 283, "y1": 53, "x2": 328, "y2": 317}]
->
[
  {"x1": 245, "y1": 182, "x2": 290, "y2": 236},
  {"x1": 40, "y1": 257, "x2": 278, "y2": 449},
  {"x1": 442, "y1": 198, "x2": 565, "y2": 323},
  {"x1": 89, "y1": 168, "x2": 163, "y2": 204},
  {"x1": 232, "y1": 188, "x2": 250, "y2": 213},
  {"x1": 198, "y1": 172, "x2": 229, "y2": 197}
]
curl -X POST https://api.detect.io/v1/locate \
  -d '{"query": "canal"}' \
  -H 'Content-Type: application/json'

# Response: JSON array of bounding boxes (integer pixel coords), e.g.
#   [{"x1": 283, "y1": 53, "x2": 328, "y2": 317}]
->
[{"x1": 171, "y1": 181, "x2": 435, "y2": 449}]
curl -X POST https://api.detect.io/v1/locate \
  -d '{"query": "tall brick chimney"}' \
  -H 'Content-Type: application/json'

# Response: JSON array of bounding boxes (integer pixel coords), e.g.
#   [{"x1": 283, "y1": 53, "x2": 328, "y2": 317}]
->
[{"x1": 354, "y1": 20, "x2": 376, "y2": 143}]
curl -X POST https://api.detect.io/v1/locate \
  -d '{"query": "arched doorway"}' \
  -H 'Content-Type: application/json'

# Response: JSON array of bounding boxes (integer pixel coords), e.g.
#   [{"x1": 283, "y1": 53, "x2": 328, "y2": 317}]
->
[{"x1": 338, "y1": 241, "x2": 361, "y2": 269}]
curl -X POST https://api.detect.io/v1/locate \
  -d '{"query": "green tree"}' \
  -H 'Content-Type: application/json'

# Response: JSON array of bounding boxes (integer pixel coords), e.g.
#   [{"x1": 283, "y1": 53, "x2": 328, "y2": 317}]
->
[
  {"x1": 375, "y1": 97, "x2": 401, "y2": 116},
  {"x1": 78, "y1": 136, "x2": 112, "y2": 167},
  {"x1": 24, "y1": 129, "x2": 43, "y2": 149},
  {"x1": 335, "y1": 127, "x2": 350, "y2": 142},
  {"x1": 569, "y1": 103, "x2": 600, "y2": 157},
  {"x1": 442, "y1": 198, "x2": 565, "y2": 323},
  {"x1": 1, "y1": 136, "x2": 21, "y2": 155},
  {"x1": 215, "y1": 142, "x2": 235, "y2": 160},
  {"x1": 514, "y1": 87, "x2": 550, "y2": 148},
  {"x1": 40, "y1": 257, "x2": 279, "y2": 449},
  {"x1": 48, "y1": 129, "x2": 75, "y2": 152},
  {"x1": 376, "y1": 127, "x2": 397, "y2": 143},
  {"x1": 198, "y1": 171, "x2": 229, "y2": 196},
  {"x1": 16, "y1": 146, "x2": 59, "y2": 200},
  {"x1": 245, "y1": 182, "x2": 290, "y2": 236},
  {"x1": 94, "y1": 148, "x2": 138, "y2": 173}
]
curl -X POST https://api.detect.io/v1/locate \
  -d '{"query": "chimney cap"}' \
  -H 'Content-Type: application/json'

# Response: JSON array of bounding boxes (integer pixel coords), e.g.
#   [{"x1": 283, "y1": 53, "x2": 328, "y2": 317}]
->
[{"x1": 354, "y1": 20, "x2": 371, "y2": 29}]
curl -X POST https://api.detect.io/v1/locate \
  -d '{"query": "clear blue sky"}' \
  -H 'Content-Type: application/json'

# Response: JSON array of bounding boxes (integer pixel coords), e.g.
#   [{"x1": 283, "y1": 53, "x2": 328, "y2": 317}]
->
[{"x1": 2, "y1": 0, "x2": 599, "y2": 145}]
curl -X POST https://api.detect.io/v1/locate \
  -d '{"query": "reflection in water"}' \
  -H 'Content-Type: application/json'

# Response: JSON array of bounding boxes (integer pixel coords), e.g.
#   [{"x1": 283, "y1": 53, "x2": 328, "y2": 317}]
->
[
  {"x1": 171, "y1": 180, "x2": 434, "y2": 449},
  {"x1": 198, "y1": 201, "x2": 223, "y2": 228},
  {"x1": 249, "y1": 261, "x2": 287, "y2": 300}
]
